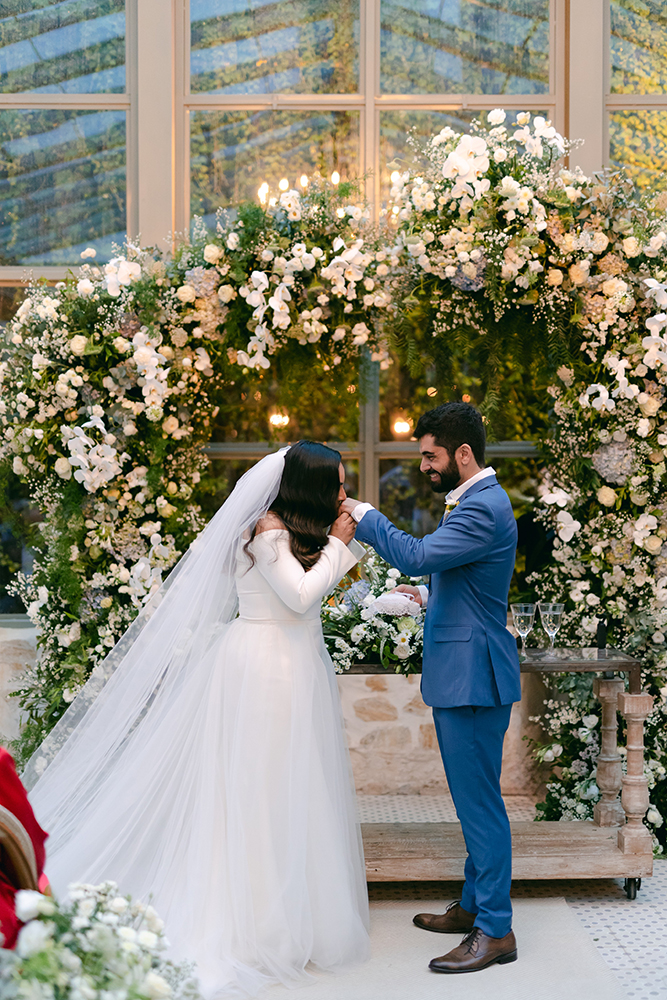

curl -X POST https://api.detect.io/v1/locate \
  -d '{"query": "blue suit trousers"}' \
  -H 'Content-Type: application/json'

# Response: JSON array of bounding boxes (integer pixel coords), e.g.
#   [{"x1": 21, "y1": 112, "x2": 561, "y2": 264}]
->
[{"x1": 432, "y1": 704, "x2": 513, "y2": 938}]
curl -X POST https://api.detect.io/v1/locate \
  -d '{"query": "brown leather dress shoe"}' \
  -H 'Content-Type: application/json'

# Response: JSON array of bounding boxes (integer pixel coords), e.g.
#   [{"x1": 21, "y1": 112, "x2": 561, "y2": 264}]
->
[
  {"x1": 413, "y1": 900, "x2": 476, "y2": 934},
  {"x1": 429, "y1": 927, "x2": 517, "y2": 973}
]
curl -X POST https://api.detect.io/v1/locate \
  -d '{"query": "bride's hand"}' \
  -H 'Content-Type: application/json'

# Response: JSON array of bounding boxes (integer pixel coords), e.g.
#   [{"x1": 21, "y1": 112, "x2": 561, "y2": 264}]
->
[{"x1": 330, "y1": 512, "x2": 356, "y2": 546}]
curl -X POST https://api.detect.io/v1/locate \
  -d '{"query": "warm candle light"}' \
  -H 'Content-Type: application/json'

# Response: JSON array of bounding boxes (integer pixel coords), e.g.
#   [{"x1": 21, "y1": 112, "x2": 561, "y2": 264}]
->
[
  {"x1": 299, "y1": 174, "x2": 308, "y2": 188},
  {"x1": 336, "y1": 207, "x2": 345, "y2": 218},
  {"x1": 331, "y1": 171, "x2": 340, "y2": 185},
  {"x1": 393, "y1": 418, "x2": 411, "y2": 435},
  {"x1": 258, "y1": 182, "x2": 269, "y2": 204},
  {"x1": 269, "y1": 409, "x2": 290, "y2": 429},
  {"x1": 390, "y1": 170, "x2": 401, "y2": 184},
  {"x1": 391, "y1": 411, "x2": 413, "y2": 439},
  {"x1": 278, "y1": 178, "x2": 289, "y2": 191}
]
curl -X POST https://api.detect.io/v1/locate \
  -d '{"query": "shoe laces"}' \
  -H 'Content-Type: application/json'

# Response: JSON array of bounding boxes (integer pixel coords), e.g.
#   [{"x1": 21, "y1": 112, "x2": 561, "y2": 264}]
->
[{"x1": 460, "y1": 928, "x2": 482, "y2": 955}]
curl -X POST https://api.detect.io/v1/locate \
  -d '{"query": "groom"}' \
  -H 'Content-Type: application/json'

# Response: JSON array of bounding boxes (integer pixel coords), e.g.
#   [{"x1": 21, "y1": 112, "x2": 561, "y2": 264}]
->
[{"x1": 342, "y1": 402, "x2": 521, "y2": 973}]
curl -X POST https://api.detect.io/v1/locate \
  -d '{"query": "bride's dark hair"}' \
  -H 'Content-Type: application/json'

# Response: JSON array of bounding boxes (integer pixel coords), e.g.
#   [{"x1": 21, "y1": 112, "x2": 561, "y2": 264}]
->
[
  {"x1": 270, "y1": 440, "x2": 342, "y2": 569},
  {"x1": 246, "y1": 440, "x2": 342, "y2": 570}
]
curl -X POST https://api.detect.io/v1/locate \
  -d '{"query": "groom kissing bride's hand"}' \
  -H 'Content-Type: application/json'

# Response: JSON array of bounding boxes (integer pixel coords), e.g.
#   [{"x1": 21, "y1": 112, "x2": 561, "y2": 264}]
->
[{"x1": 342, "y1": 402, "x2": 521, "y2": 976}]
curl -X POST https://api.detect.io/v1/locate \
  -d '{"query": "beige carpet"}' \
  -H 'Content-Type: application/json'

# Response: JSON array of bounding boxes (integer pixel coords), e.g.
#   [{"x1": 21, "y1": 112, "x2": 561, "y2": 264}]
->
[{"x1": 267, "y1": 898, "x2": 626, "y2": 999}]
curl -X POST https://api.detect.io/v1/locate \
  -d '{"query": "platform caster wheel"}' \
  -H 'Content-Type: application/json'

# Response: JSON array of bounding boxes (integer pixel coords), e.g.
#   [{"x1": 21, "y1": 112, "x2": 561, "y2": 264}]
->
[{"x1": 624, "y1": 877, "x2": 640, "y2": 900}]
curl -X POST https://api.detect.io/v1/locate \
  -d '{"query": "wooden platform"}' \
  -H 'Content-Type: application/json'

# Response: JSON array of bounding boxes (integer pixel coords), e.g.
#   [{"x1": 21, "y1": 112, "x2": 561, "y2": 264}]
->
[{"x1": 362, "y1": 821, "x2": 654, "y2": 882}]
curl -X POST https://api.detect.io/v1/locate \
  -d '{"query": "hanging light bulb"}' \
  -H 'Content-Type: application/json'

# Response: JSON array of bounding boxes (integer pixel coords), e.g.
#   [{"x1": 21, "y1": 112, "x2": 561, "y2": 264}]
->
[
  {"x1": 269, "y1": 408, "x2": 290, "y2": 429},
  {"x1": 331, "y1": 170, "x2": 340, "y2": 185},
  {"x1": 257, "y1": 182, "x2": 269, "y2": 205},
  {"x1": 391, "y1": 411, "x2": 413, "y2": 439},
  {"x1": 278, "y1": 178, "x2": 289, "y2": 191},
  {"x1": 390, "y1": 170, "x2": 401, "y2": 184},
  {"x1": 336, "y1": 207, "x2": 345, "y2": 218},
  {"x1": 299, "y1": 174, "x2": 308, "y2": 188}
]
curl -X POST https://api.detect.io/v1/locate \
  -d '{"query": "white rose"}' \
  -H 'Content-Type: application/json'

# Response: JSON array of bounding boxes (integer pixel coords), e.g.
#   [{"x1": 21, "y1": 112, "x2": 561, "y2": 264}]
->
[
  {"x1": 488, "y1": 108, "x2": 506, "y2": 125},
  {"x1": 15, "y1": 890, "x2": 55, "y2": 922},
  {"x1": 582, "y1": 715, "x2": 598, "y2": 729},
  {"x1": 332, "y1": 327, "x2": 346, "y2": 341},
  {"x1": 569, "y1": 262, "x2": 589, "y2": 286},
  {"x1": 597, "y1": 486, "x2": 616, "y2": 507},
  {"x1": 203, "y1": 243, "x2": 222, "y2": 263},
  {"x1": 143, "y1": 972, "x2": 172, "y2": 999},
  {"x1": 218, "y1": 284, "x2": 236, "y2": 303},
  {"x1": 645, "y1": 535, "x2": 662, "y2": 555},
  {"x1": 113, "y1": 336, "x2": 131, "y2": 352},
  {"x1": 162, "y1": 416, "x2": 179, "y2": 434},
  {"x1": 493, "y1": 147, "x2": 508, "y2": 163},
  {"x1": 16, "y1": 920, "x2": 54, "y2": 957},
  {"x1": 176, "y1": 284, "x2": 196, "y2": 303},
  {"x1": 552, "y1": 744, "x2": 563, "y2": 757},
  {"x1": 637, "y1": 417, "x2": 651, "y2": 438},
  {"x1": 647, "y1": 807, "x2": 663, "y2": 826},
  {"x1": 138, "y1": 929, "x2": 159, "y2": 949},
  {"x1": 622, "y1": 236, "x2": 641, "y2": 257},
  {"x1": 638, "y1": 393, "x2": 661, "y2": 417},
  {"x1": 12, "y1": 456, "x2": 28, "y2": 476},
  {"x1": 55, "y1": 457, "x2": 72, "y2": 479},
  {"x1": 76, "y1": 279, "x2": 94, "y2": 296},
  {"x1": 123, "y1": 422, "x2": 137, "y2": 436},
  {"x1": 226, "y1": 232, "x2": 240, "y2": 250},
  {"x1": 69, "y1": 335, "x2": 88, "y2": 355},
  {"x1": 547, "y1": 268, "x2": 563, "y2": 287}
]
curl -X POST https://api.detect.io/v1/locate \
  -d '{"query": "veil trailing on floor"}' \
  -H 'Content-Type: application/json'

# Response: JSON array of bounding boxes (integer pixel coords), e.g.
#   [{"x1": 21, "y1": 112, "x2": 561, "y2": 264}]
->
[{"x1": 23, "y1": 448, "x2": 288, "y2": 797}]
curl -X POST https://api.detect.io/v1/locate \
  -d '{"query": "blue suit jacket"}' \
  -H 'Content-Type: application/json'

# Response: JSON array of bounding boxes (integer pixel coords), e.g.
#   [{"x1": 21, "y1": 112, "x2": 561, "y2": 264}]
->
[{"x1": 355, "y1": 476, "x2": 521, "y2": 708}]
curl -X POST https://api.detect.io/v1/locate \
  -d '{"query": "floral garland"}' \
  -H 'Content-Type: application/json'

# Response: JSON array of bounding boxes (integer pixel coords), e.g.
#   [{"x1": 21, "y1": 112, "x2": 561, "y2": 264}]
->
[
  {"x1": 322, "y1": 547, "x2": 426, "y2": 673},
  {"x1": 0, "y1": 185, "x2": 395, "y2": 761},
  {"x1": 0, "y1": 883, "x2": 199, "y2": 999}
]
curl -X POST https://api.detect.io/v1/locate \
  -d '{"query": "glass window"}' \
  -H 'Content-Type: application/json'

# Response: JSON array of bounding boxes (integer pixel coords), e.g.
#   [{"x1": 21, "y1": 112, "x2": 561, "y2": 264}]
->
[
  {"x1": 380, "y1": 108, "x2": 477, "y2": 204},
  {"x1": 609, "y1": 110, "x2": 667, "y2": 192},
  {"x1": 211, "y1": 370, "x2": 359, "y2": 444},
  {"x1": 190, "y1": 108, "x2": 359, "y2": 226},
  {"x1": 0, "y1": 108, "x2": 127, "y2": 265},
  {"x1": 190, "y1": 0, "x2": 359, "y2": 95},
  {"x1": 610, "y1": 1, "x2": 667, "y2": 94},
  {"x1": 0, "y1": 1, "x2": 125, "y2": 94},
  {"x1": 380, "y1": 0, "x2": 549, "y2": 95}
]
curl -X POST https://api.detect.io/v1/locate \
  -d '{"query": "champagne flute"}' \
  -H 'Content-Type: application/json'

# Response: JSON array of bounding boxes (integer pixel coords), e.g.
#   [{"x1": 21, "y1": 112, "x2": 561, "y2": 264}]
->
[
  {"x1": 511, "y1": 603, "x2": 535, "y2": 656},
  {"x1": 539, "y1": 602, "x2": 564, "y2": 649}
]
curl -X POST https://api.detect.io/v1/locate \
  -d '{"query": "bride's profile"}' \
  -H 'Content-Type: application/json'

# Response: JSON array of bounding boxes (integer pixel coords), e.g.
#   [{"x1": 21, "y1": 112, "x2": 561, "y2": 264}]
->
[{"x1": 24, "y1": 441, "x2": 370, "y2": 998}]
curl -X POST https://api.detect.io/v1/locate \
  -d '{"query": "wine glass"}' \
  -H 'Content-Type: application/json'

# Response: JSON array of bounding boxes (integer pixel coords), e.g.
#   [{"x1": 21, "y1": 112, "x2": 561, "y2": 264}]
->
[
  {"x1": 511, "y1": 603, "x2": 535, "y2": 656},
  {"x1": 539, "y1": 602, "x2": 564, "y2": 649}
]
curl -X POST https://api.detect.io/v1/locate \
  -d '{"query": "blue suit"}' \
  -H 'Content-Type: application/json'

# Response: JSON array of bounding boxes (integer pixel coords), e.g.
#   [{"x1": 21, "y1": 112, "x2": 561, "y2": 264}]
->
[{"x1": 355, "y1": 475, "x2": 520, "y2": 937}]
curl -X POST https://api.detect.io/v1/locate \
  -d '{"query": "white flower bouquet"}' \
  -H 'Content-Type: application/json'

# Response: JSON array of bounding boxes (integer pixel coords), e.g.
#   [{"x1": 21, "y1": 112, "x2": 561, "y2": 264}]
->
[
  {"x1": 322, "y1": 547, "x2": 426, "y2": 673},
  {"x1": 0, "y1": 882, "x2": 200, "y2": 1000}
]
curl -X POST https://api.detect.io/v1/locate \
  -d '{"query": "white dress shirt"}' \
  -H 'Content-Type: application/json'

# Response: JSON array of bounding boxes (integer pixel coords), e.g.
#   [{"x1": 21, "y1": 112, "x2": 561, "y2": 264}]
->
[{"x1": 351, "y1": 466, "x2": 497, "y2": 609}]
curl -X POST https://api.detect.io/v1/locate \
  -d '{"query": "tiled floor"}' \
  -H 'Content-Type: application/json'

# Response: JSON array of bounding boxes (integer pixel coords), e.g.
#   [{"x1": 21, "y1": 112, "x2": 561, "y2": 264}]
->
[
  {"x1": 362, "y1": 796, "x2": 667, "y2": 999},
  {"x1": 357, "y1": 793, "x2": 537, "y2": 823}
]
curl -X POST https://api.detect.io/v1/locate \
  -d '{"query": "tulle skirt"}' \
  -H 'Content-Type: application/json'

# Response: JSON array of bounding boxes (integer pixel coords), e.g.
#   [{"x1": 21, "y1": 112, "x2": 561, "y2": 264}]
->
[{"x1": 36, "y1": 616, "x2": 370, "y2": 997}]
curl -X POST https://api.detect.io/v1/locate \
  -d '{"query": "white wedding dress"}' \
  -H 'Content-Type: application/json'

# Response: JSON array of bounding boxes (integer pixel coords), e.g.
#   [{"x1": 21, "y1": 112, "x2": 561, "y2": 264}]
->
[{"x1": 24, "y1": 452, "x2": 370, "y2": 998}]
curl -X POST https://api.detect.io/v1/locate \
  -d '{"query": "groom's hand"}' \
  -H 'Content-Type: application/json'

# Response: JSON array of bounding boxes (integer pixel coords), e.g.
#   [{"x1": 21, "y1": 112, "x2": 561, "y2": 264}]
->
[
  {"x1": 340, "y1": 498, "x2": 363, "y2": 515},
  {"x1": 392, "y1": 584, "x2": 423, "y2": 606}
]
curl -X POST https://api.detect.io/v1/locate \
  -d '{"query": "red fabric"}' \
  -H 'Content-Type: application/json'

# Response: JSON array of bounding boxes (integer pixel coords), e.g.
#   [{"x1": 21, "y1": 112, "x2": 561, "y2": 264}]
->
[{"x1": 0, "y1": 747, "x2": 48, "y2": 949}]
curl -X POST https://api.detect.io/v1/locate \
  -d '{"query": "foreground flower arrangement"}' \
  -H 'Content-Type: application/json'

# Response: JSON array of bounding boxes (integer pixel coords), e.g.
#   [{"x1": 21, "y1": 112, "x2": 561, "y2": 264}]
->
[
  {"x1": 0, "y1": 883, "x2": 199, "y2": 1000},
  {"x1": 322, "y1": 548, "x2": 426, "y2": 673},
  {"x1": 1, "y1": 187, "x2": 394, "y2": 762}
]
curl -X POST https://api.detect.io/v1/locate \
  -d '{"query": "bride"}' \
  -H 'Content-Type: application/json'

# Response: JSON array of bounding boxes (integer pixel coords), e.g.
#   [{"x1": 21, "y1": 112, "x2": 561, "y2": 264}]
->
[{"x1": 23, "y1": 441, "x2": 370, "y2": 997}]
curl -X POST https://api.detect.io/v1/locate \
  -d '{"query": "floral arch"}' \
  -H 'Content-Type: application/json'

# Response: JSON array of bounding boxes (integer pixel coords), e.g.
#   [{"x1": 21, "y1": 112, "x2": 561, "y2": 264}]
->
[{"x1": 2, "y1": 111, "x2": 667, "y2": 844}]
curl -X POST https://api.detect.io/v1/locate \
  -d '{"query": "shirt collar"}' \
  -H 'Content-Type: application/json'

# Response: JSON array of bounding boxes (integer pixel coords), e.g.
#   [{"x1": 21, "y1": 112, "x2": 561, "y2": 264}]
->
[{"x1": 445, "y1": 466, "x2": 496, "y2": 505}]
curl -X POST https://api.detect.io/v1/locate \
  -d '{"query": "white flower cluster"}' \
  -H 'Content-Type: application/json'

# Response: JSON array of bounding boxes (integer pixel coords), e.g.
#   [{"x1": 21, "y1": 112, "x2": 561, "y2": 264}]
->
[
  {"x1": 0, "y1": 882, "x2": 199, "y2": 1000},
  {"x1": 322, "y1": 548, "x2": 426, "y2": 671}
]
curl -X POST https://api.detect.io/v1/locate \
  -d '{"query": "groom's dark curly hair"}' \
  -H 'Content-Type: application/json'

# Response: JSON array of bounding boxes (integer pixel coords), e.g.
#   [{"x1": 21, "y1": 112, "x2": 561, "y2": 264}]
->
[{"x1": 414, "y1": 402, "x2": 486, "y2": 465}]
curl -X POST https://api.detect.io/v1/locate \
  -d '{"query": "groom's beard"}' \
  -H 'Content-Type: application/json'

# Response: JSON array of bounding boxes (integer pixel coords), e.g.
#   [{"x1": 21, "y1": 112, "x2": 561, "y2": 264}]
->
[{"x1": 427, "y1": 455, "x2": 460, "y2": 494}]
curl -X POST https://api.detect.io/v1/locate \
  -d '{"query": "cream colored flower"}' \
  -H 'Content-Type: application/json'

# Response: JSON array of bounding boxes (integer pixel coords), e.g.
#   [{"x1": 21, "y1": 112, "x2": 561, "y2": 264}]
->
[
  {"x1": 69, "y1": 335, "x2": 88, "y2": 355},
  {"x1": 203, "y1": 243, "x2": 222, "y2": 264},
  {"x1": 569, "y1": 262, "x2": 589, "y2": 286},
  {"x1": 622, "y1": 236, "x2": 641, "y2": 257},
  {"x1": 597, "y1": 486, "x2": 616, "y2": 507},
  {"x1": 218, "y1": 284, "x2": 236, "y2": 303},
  {"x1": 547, "y1": 268, "x2": 564, "y2": 286},
  {"x1": 176, "y1": 284, "x2": 196, "y2": 303},
  {"x1": 162, "y1": 415, "x2": 179, "y2": 434},
  {"x1": 638, "y1": 392, "x2": 661, "y2": 417},
  {"x1": 645, "y1": 535, "x2": 663, "y2": 555},
  {"x1": 55, "y1": 457, "x2": 72, "y2": 479}
]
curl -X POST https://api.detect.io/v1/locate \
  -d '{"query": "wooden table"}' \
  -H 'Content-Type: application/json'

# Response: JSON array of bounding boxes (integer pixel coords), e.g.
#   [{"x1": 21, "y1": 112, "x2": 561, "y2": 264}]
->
[{"x1": 350, "y1": 648, "x2": 653, "y2": 899}]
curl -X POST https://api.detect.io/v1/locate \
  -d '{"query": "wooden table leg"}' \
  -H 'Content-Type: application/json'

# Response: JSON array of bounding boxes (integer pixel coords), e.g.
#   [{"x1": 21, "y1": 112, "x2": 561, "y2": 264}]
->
[
  {"x1": 618, "y1": 691, "x2": 654, "y2": 855},
  {"x1": 592, "y1": 677, "x2": 625, "y2": 827}
]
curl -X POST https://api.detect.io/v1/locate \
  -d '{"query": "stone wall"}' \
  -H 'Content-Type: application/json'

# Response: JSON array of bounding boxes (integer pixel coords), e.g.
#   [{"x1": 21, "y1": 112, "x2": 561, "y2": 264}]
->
[{"x1": 337, "y1": 672, "x2": 547, "y2": 797}]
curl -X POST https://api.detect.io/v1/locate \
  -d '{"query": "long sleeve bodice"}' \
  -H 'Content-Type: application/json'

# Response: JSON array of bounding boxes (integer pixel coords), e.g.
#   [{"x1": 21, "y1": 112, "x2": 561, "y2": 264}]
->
[{"x1": 236, "y1": 529, "x2": 363, "y2": 622}]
